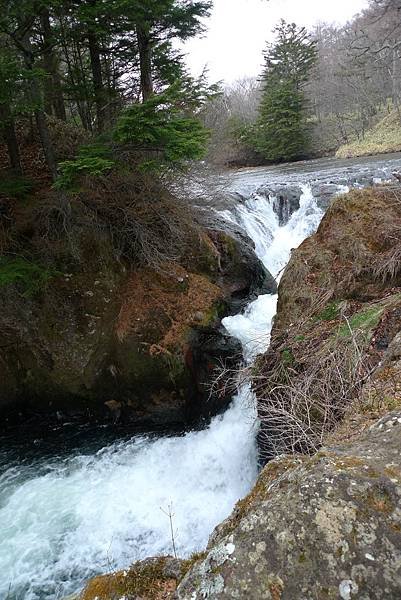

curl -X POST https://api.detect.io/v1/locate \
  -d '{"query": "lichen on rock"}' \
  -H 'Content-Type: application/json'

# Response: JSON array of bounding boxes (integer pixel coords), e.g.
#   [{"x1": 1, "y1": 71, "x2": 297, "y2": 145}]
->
[{"x1": 176, "y1": 411, "x2": 401, "y2": 599}]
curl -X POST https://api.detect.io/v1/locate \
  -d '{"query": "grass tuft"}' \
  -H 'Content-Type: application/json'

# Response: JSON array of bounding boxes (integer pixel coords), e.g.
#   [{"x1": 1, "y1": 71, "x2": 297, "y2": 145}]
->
[{"x1": 0, "y1": 257, "x2": 59, "y2": 296}]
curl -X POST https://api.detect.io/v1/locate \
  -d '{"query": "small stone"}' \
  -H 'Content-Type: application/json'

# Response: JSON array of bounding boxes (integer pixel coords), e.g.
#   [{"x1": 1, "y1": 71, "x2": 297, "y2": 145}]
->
[{"x1": 339, "y1": 579, "x2": 359, "y2": 600}]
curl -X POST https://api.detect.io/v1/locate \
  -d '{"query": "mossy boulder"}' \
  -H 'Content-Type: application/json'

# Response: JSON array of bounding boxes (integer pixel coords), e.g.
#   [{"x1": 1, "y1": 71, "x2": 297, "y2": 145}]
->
[
  {"x1": 0, "y1": 226, "x2": 267, "y2": 427},
  {"x1": 176, "y1": 411, "x2": 401, "y2": 599},
  {"x1": 274, "y1": 187, "x2": 401, "y2": 334}
]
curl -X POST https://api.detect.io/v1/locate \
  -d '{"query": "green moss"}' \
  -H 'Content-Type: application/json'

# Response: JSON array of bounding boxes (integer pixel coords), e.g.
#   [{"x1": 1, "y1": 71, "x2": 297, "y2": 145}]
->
[
  {"x1": 125, "y1": 558, "x2": 171, "y2": 597},
  {"x1": 0, "y1": 257, "x2": 60, "y2": 296},
  {"x1": 337, "y1": 306, "x2": 382, "y2": 338},
  {"x1": 81, "y1": 553, "x2": 207, "y2": 600},
  {"x1": 81, "y1": 557, "x2": 174, "y2": 600},
  {"x1": 314, "y1": 301, "x2": 340, "y2": 322},
  {"x1": 281, "y1": 347, "x2": 295, "y2": 366},
  {"x1": 199, "y1": 300, "x2": 226, "y2": 327}
]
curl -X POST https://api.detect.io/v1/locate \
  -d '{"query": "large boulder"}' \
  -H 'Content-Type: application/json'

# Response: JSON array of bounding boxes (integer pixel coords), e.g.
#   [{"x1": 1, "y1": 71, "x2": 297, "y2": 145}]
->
[
  {"x1": 0, "y1": 227, "x2": 266, "y2": 428},
  {"x1": 273, "y1": 186, "x2": 401, "y2": 334},
  {"x1": 176, "y1": 410, "x2": 401, "y2": 599}
]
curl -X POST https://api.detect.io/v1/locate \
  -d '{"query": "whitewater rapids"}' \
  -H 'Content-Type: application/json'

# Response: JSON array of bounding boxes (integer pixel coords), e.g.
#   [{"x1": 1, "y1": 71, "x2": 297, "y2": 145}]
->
[{"x1": 0, "y1": 185, "x2": 322, "y2": 599}]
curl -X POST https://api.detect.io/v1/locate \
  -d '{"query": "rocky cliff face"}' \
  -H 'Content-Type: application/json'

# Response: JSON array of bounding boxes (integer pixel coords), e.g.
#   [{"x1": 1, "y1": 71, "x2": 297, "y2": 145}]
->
[
  {"x1": 176, "y1": 411, "x2": 401, "y2": 599},
  {"x1": 0, "y1": 225, "x2": 272, "y2": 427}
]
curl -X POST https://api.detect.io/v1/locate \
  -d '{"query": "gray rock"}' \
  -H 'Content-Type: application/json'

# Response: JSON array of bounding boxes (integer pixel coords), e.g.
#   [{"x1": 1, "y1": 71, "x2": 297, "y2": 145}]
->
[
  {"x1": 256, "y1": 184, "x2": 302, "y2": 225},
  {"x1": 202, "y1": 211, "x2": 278, "y2": 309},
  {"x1": 311, "y1": 182, "x2": 347, "y2": 210},
  {"x1": 176, "y1": 411, "x2": 401, "y2": 599}
]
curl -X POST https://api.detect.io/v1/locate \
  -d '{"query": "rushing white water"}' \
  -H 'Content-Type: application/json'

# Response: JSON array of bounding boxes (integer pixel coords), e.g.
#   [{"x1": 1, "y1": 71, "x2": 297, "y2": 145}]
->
[
  {"x1": 0, "y1": 393, "x2": 258, "y2": 599},
  {"x1": 0, "y1": 183, "x2": 323, "y2": 600},
  {"x1": 223, "y1": 185, "x2": 323, "y2": 360}
]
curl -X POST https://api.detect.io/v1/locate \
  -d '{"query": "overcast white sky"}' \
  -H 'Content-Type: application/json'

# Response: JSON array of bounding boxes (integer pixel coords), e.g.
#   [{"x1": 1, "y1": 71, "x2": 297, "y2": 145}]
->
[{"x1": 184, "y1": 0, "x2": 369, "y2": 83}]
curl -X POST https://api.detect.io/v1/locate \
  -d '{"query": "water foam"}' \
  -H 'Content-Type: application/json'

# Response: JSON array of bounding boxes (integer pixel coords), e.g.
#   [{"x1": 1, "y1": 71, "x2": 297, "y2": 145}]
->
[
  {"x1": 0, "y1": 184, "x2": 323, "y2": 600},
  {"x1": 222, "y1": 185, "x2": 323, "y2": 357}
]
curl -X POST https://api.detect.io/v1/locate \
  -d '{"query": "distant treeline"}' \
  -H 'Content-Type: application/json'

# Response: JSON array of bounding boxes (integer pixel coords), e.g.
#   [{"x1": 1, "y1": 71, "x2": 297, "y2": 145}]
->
[{"x1": 203, "y1": 0, "x2": 401, "y2": 165}]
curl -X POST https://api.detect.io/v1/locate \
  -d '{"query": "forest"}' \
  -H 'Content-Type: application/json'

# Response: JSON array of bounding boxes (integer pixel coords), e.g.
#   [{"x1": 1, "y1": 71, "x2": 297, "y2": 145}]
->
[
  {"x1": 0, "y1": 0, "x2": 400, "y2": 180},
  {"x1": 1, "y1": 2, "x2": 401, "y2": 599},
  {"x1": 0, "y1": 0, "x2": 216, "y2": 182},
  {"x1": 205, "y1": 0, "x2": 401, "y2": 164}
]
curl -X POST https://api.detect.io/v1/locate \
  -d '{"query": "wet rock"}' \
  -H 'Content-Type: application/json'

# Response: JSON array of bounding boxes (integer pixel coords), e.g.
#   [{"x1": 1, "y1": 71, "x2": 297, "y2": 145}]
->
[
  {"x1": 256, "y1": 184, "x2": 302, "y2": 225},
  {"x1": 201, "y1": 209, "x2": 277, "y2": 310},
  {"x1": 176, "y1": 411, "x2": 401, "y2": 599},
  {"x1": 311, "y1": 182, "x2": 347, "y2": 210}
]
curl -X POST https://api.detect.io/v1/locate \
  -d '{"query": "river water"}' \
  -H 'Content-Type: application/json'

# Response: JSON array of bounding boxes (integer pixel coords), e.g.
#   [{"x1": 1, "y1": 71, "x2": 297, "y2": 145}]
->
[{"x1": 1, "y1": 153, "x2": 401, "y2": 599}]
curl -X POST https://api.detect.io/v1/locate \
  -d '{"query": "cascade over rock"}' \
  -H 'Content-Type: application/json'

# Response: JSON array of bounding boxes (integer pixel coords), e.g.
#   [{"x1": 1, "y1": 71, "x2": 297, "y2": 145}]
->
[
  {"x1": 175, "y1": 185, "x2": 401, "y2": 599},
  {"x1": 77, "y1": 184, "x2": 401, "y2": 600}
]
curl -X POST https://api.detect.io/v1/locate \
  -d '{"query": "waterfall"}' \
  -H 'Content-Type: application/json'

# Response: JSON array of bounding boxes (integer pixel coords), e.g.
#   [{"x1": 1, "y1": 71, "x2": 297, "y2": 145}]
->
[
  {"x1": 0, "y1": 184, "x2": 323, "y2": 600},
  {"x1": 222, "y1": 184, "x2": 323, "y2": 359}
]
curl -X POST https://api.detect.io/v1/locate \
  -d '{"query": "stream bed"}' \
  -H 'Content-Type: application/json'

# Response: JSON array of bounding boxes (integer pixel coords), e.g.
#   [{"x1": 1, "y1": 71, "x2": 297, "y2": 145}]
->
[{"x1": 1, "y1": 153, "x2": 401, "y2": 599}]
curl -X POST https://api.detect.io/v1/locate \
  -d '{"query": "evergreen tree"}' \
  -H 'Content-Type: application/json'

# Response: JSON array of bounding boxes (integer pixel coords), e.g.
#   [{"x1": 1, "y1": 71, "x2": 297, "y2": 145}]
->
[
  {"x1": 0, "y1": 39, "x2": 22, "y2": 174},
  {"x1": 0, "y1": 0, "x2": 214, "y2": 177},
  {"x1": 120, "y1": 0, "x2": 212, "y2": 101},
  {"x1": 255, "y1": 20, "x2": 317, "y2": 162}
]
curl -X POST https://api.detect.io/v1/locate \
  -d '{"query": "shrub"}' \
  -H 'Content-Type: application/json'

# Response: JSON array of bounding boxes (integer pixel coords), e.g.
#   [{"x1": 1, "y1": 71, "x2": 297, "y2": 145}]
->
[
  {"x1": 55, "y1": 143, "x2": 115, "y2": 190},
  {"x1": 0, "y1": 256, "x2": 59, "y2": 296}
]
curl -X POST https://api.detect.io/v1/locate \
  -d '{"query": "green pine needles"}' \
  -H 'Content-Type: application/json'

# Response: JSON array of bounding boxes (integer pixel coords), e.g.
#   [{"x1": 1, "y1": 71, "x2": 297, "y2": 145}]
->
[
  {"x1": 114, "y1": 83, "x2": 210, "y2": 169},
  {"x1": 55, "y1": 144, "x2": 116, "y2": 190},
  {"x1": 254, "y1": 20, "x2": 317, "y2": 163}
]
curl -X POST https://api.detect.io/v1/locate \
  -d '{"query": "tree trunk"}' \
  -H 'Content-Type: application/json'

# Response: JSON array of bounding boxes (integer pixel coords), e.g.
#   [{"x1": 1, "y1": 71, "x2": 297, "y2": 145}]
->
[
  {"x1": 22, "y1": 33, "x2": 58, "y2": 180},
  {"x1": 137, "y1": 24, "x2": 154, "y2": 102},
  {"x1": 0, "y1": 102, "x2": 22, "y2": 175},
  {"x1": 40, "y1": 9, "x2": 67, "y2": 121},
  {"x1": 88, "y1": 31, "x2": 106, "y2": 132}
]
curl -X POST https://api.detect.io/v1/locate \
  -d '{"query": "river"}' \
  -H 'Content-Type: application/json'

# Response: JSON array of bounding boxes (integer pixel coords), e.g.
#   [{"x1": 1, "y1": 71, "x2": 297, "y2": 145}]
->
[{"x1": 1, "y1": 153, "x2": 401, "y2": 599}]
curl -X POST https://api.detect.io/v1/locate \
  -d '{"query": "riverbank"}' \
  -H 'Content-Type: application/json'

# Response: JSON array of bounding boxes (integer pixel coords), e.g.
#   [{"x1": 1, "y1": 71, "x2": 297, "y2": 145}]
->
[{"x1": 336, "y1": 110, "x2": 401, "y2": 159}]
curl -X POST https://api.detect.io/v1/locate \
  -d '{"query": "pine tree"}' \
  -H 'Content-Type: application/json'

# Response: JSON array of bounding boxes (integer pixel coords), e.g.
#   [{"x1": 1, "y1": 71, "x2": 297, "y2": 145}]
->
[
  {"x1": 255, "y1": 20, "x2": 317, "y2": 162},
  {"x1": 121, "y1": 0, "x2": 212, "y2": 101},
  {"x1": 0, "y1": 0, "x2": 215, "y2": 177},
  {"x1": 0, "y1": 40, "x2": 22, "y2": 174}
]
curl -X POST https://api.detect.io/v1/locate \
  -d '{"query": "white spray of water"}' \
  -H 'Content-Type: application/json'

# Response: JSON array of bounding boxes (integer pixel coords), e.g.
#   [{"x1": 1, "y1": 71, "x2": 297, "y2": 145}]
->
[
  {"x1": 0, "y1": 392, "x2": 258, "y2": 599},
  {"x1": 223, "y1": 185, "x2": 323, "y2": 359},
  {"x1": 0, "y1": 184, "x2": 323, "y2": 600}
]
